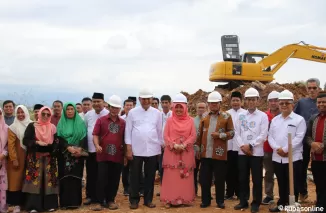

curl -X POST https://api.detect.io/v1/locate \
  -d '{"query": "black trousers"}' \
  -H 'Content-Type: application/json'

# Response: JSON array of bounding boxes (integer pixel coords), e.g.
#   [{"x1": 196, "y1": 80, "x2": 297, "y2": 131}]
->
[
  {"x1": 129, "y1": 155, "x2": 158, "y2": 205},
  {"x1": 86, "y1": 152, "x2": 98, "y2": 202},
  {"x1": 97, "y1": 161, "x2": 123, "y2": 203},
  {"x1": 200, "y1": 158, "x2": 227, "y2": 205},
  {"x1": 301, "y1": 141, "x2": 310, "y2": 196},
  {"x1": 226, "y1": 150, "x2": 239, "y2": 197},
  {"x1": 159, "y1": 152, "x2": 164, "y2": 184},
  {"x1": 122, "y1": 161, "x2": 130, "y2": 191},
  {"x1": 274, "y1": 160, "x2": 302, "y2": 206},
  {"x1": 311, "y1": 161, "x2": 326, "y2": 209},
  {"x1": 122, "y1": 161, "x2": 145, "y2": 193},
  {"x1": 194, "y1": 159, "x2": 201, "y2": 195},
  {"x1": 238, "y1": 155, "x2": 263, "y2": 207}
]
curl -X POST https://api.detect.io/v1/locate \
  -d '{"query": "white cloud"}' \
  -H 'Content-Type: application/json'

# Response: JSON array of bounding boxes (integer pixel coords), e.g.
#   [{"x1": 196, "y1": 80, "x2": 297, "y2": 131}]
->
[{"x1": 0, "y1": 0, "x2": 325, "y2": 103}]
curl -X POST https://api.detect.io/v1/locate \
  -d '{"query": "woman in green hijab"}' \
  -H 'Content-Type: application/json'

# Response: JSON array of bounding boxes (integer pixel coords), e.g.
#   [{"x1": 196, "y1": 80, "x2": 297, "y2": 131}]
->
[{"x1": 57, "y1": 102, "x2": 87, "y2": 210}]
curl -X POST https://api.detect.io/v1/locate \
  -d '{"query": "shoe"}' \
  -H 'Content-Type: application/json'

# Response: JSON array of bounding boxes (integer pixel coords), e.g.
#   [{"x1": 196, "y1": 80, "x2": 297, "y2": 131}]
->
[
  {"x1": 234, "y1": 203, "x2": 249, "y2": 210},
  {"x1": 30, "y1": 210, "x2": 38, "y2": 213},
  {"x1": 262, "y1": 196, "x2": 274, "y2": 205},
  {"x1": 269, "y1": 206, "x2": 281, "y2": 212},
  {"x1": 13, "y1": 206, "x2": 21, "y2": 213},
  {"x1": 130, "y1": 203, "x2": 138, "y2": 209},
  {"x1": 108, "y1": 202, "x2": 118, "y2": 210},
  {"x1": 139, "y1": 191, "x2": 144, "y2": 197},
  {"x1": 251, "y1": 205, "x2": 259, "y2": 213},
  {"x1": 200, "y1": 203, "x2": 210, "y2": 208},
  {"x1": 91, "y1": 205, "x2": 103, "y2": 211},
  {"x1": 47, "y1": 209, "x2": 55, "y2": 212},
  {"x1": 84, "y1": 198, "x2": 92, "y2": 205},
  {"x1": 299, "y1": 193, "x2": 308, "y2": 202},
  {"x1": 144, "y1": 203, "x2": 156, "y2": 208},
  {"x1": 123, "y1": 189, "x2": 129, "y2": 196},
  {"x1": 224, "y1": 194, "x2": 234, "y2": 200},
  {"x1": 217, "y1": 202, "x2": 225, "y2": 209},
  {"x1": 156, "y1": 192, "x2": 160, "y2": 196}
]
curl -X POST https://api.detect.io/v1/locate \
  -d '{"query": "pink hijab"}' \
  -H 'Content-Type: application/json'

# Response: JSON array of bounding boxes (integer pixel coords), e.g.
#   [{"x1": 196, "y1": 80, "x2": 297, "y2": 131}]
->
[
  {"x1": 34, "y1": 107, "x2": 56, "y2": 144},
  {"x1": 168, "y1": 103, "x2": 194, "y2": 140},
  {"x1": 0, "y1": 108, "x2": 8, "y2": 151}
]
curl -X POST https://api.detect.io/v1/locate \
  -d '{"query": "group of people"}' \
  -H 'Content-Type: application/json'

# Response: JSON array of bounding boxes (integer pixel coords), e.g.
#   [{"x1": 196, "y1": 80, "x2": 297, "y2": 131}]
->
[{"x1": 0, "y1": 77, "x2": 324, "y2": 213}]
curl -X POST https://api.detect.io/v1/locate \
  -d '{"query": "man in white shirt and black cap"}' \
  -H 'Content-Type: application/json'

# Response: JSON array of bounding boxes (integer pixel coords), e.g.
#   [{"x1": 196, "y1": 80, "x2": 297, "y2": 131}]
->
[
  {"x1": 125, "y1": 88, "x2": 163, "y2": 209},
  {"x1": 84, "y1": 92, "x2": 109, "y2": 205},
  {"x1": 225, "y1": 91, "x2": 246, "y2": 200},
  {"x1": 234, "y1": 88, "x2": 269, "y2": 213},
  {"x1": 268, "y1": 90, "x2": 306, "y2": 212}
]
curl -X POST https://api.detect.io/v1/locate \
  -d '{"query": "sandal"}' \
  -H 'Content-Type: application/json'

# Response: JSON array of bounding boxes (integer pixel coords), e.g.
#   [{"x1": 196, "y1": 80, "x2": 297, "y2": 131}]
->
[
  {"x1": 144, "y1": 203, "x2": 156, "y2": 208},
  {"x1": 164, "y1": 203, "x2": 171, "y2": 209}
]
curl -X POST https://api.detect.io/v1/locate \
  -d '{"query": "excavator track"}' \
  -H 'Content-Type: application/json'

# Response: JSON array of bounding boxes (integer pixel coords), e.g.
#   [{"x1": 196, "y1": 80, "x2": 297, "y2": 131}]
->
[{"x1": 215, "y1": 81, "x2": 245, "y2": 90}]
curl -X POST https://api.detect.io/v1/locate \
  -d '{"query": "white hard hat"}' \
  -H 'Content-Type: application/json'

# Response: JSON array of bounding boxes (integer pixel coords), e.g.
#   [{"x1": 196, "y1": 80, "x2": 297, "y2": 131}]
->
[
  {"x1": 268, "y1": 91, "x2": 280, "y2": 100},
  {"x1": 208, "y1": 91, "x2": 222, "y2": 102},
  {"x1": 173, "y1": 93, "x2": 187, "y2": 103},
  {"x1": 139, "y1": 88, "x2": 153, "y2": 98},
  {"x1": 108, "y1": 95, "x2": 122, "y2": 108},
  {"x1": 278, "y1": 90, "x2": 294, "y2": 100},
  {"x1": 244, "y1": 88, "x2": 259, "y2": 98}
]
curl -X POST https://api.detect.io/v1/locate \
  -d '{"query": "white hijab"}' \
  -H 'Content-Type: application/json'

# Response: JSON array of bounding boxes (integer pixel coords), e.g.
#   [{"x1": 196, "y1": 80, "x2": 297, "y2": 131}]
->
[{"x1": 9, "y1": 105, "x2": 32, "y2": 150}]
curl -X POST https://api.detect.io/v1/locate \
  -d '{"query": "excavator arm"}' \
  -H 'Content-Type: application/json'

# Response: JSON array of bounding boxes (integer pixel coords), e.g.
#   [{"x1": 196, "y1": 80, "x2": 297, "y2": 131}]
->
[{"x1": 258, "y1": 42, "x2": 326, "y2": 75}]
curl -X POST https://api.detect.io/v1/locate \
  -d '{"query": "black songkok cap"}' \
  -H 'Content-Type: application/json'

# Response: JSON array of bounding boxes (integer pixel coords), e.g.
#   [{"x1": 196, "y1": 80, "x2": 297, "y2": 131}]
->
[
  {"x1": 92, "y1": 92, "x2": 104, "y2": 100},
  {"x1": 231, "y1": 91, "x2": 242, "y2": 99},
  {"x1": 33, "y1": 104, "x2": 44, "y2": 111}
]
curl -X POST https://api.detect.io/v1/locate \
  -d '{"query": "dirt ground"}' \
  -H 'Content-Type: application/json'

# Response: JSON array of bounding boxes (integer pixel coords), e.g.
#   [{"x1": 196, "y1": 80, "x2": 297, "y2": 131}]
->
[{"x1": 22, "y1": 174, "x2": 316, "y2": 213}]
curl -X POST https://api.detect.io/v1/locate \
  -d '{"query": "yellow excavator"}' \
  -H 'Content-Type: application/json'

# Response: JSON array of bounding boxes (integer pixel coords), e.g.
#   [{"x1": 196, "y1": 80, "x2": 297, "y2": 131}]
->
[{"x1": 210, "y1": 35, "x2": 326, "y2": 89}]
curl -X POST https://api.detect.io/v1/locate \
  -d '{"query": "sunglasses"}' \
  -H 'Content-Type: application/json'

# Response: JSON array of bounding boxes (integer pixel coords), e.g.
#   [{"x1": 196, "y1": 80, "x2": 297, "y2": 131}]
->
[
  {"x1": 41, "y1": 113, "x2": 51, "y2": 117},
  {"x1": 307, "y1": 87, "x2": 318, "y2": 90},
  {"x1": 279, "y1": 102, "x2": 293, "y2": 106}
]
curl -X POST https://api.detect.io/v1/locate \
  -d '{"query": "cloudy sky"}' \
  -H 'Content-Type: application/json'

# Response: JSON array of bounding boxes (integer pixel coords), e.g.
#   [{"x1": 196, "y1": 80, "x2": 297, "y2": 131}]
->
[{"x1": 0, "y1": 0, "x2": 325, "y2": 106}]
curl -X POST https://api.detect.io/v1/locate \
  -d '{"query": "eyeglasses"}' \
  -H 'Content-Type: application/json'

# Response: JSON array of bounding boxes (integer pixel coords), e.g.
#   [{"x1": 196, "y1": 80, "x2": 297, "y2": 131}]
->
[
  {"x1": 41, "y1": 113, "x2": 51, "y2": 117},
  {"x1": 307, "y1": 87, "x2": 318, "y2": 90},
  {"x1": 279, "y1": 102, "x2": 293, "y2": 106}
]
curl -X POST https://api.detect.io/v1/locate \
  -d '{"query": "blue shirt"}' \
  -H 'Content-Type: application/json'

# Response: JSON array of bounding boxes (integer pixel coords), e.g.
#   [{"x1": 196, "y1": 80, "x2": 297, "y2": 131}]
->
[{"x1": 294, "y1": 98, "x2": 318, "y2": 123}]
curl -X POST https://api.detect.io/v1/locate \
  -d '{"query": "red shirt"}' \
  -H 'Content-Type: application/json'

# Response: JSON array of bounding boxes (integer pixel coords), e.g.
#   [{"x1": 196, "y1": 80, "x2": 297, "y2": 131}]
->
[
  {"x1": 51, "y1": 115, "x2": 61, "y2": 126},
  {"x1": 264, "y1": 110, "x2": 278, "y2": 153},
  {"x1": 313, "y1": 115, "x2": 326, "y2": 161},
  {"x1": 92, "y1": 114, "x2": 125, "y2": 163}
]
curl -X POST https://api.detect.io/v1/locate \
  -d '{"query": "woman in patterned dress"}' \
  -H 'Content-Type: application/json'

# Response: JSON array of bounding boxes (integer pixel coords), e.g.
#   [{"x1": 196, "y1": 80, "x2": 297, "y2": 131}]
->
[
  {"x1": 160, "y1": 94, "x2": 197, "y2": 208},
  {"x1": 56, "y1": 102, "x2": 87, "y2": 209},
  {"x1": 22, "y1": 107, "x2": 59, "y2": 213}
]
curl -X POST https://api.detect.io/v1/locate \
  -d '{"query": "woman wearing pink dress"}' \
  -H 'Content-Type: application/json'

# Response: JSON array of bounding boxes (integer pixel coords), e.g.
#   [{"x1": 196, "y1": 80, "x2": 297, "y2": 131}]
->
[{"x1": 160, "y1": 94, "x2": 197, "y2": 208}]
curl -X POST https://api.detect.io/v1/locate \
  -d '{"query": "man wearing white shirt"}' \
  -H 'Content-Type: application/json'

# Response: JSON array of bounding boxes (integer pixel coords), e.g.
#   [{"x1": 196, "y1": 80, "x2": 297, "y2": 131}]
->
[
  {"x1": 268, "y1": 90, "x2": 306, "y2": 212},
  {"x1": 120, "y1": 99, "x2": 133, "y2": 121},
  {"x1": 157, "y1": 95, "x2": 172, "y2": 196},
  {"x1": 234, "y1": 88, "x2": 269, "y2": 213},
  {"x1": 84, "y1": 93, "x2": 109, "y2": 205},
  {"x1": 225, "y1": 91, "x2": 246, "y2": 200},
  {"x1": 125, "y1": 88, "x2": 163, "y2": 209},
  {"x1": 79, "y1": 97, "x2": 93, "y2": 120}
]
